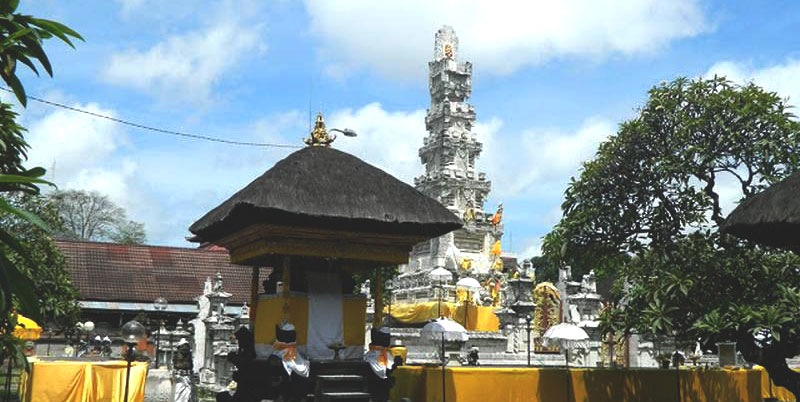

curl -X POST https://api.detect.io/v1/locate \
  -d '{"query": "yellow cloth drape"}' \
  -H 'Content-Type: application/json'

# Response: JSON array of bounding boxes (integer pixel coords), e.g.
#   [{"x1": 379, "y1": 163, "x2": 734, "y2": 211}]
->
[
  {"x1": 757, "y1": 365, "x2": 798, "y2": 401},
  {"x1": 14, "y1": 315, "x2": 42, "y2": 340},
  {"x1": 254, "y1": 295, "x2": 366, "y2": 347},
  {"x1": 391, "y1": 366, "x2": 763, "y2": 402},
  {"x1": 386, "y1": 302, "x2": 499, "y2": 331},
  {"x1": 254, "y1": 295, "x2": 309, "y2": 344},
  {"x1": 20, "y1": 360, "x2": 147, "y2": 402},
  {"x1": 342, "y1": 297, "x2": 367, "y2": 346}
]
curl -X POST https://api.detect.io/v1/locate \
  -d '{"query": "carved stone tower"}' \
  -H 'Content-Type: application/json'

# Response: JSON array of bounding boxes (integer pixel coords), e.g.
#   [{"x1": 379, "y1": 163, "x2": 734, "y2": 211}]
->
[
  {"x1": 401, "y1": 26, "x2": 500, "y2": 283},
  {"x1": 415, "y1": 26, "x2": 491, "y2": 215}
]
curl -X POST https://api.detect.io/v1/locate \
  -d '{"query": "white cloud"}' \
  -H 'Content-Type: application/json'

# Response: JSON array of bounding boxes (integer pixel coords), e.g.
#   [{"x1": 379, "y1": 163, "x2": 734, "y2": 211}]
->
[
  {"x1": 328, "y1": 103, "x2": 427, "y2": 183},
  {"x1": 102, "y1": 7, "x2": 265, "y2": 103},
  {"x1": 479, "y1": 118, "x2": 614, "y2": 200},
  {"x1": 114, "y1": 0, "x2": 146, "y2": 16},
  {"x1": 20, "y1": 94, "x2": 610, "y2": 251},
  {"x1": 706, "y1": 59, "x2": 800, "y2": 106},
  {"x1": 521, "y1": 237, "x2": 543, "y2": 258},
  {"x1": 305, "y1": 0, "x2": 708, "y2": 79},
  {"x1": 26, "y1": 102, "x2": 129, "y2": 181}
]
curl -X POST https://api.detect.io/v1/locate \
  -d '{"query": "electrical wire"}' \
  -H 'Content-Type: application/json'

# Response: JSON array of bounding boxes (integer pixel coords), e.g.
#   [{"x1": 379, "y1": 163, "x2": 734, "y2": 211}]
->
[{"x1": 0, "y1": 87, "x2": 301, "y2": 149}]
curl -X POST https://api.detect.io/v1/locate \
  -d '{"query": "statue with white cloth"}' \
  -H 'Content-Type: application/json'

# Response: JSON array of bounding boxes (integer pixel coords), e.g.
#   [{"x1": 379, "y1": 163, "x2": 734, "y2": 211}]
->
[
  {"x1": 271, "y1": 322, "x2": 311, "y2": 401},
  {"x1": 364, "y1": 327, "x2": 397, "y2": 402}
]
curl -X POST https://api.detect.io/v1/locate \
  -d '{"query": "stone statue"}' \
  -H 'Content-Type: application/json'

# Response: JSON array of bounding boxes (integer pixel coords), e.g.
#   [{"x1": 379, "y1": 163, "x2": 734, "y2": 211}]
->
[
  {"x1": 581, "y1": 270, "x2": 597, "y2": 293},
  {"x1": 364, "y1": 327, "x2": 396, "y2": 402},
  {"x1": 173, "y1": 338, "x2": 195, "y2": 402}
]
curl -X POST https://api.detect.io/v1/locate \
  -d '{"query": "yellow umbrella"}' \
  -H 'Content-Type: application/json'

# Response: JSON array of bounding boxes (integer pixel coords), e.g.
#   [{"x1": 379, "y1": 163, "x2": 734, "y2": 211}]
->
[{"x1": 13, "y1": 314, "x2": 42, "y2": 340}]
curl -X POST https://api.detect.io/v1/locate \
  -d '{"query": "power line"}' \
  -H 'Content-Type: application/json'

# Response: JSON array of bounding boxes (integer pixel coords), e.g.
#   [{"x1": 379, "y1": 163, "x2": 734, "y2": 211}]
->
[{"x1": 0, "y1": 87, "x2": 301, "y2": 149}]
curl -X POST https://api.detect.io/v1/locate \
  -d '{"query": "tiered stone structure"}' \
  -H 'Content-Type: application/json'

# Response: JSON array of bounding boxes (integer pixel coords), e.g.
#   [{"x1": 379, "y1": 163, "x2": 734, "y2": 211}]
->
[
  {"x1": 397, "y1": 26, "x2": 503, "y2": 307},
  {"x1": 194, "y1": 272, "x2": 239, "y2": 393}
]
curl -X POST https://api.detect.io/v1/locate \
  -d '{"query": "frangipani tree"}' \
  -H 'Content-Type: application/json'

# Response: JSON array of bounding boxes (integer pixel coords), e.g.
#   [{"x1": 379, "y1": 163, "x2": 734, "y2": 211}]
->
[{"x1": 543, "y1": 76, "x2": 800, "y2": 397}]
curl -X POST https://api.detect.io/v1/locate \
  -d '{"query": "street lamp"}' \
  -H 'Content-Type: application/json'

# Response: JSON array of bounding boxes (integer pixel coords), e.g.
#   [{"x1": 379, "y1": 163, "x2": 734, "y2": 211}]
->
[
  {"x1": 121, "y1": 320, "x2": 146, "y2": 402},
  {"x1": 330, "y1": 128, "x2": 357, "y2": 137},
  {"x1": 525, "y1": 315, "x2": 533, "y2": 367},
  {"x1": 153, "y1": 297, "x2": 168, "y2": 368}
]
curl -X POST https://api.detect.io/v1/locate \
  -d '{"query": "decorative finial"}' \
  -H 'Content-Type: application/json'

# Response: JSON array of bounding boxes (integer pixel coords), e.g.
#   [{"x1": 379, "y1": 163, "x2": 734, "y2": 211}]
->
[
  {"x1": 434, "y1": 25, "x2": 459, "y2": 61},
  {"x1": 213, "y1": 271, "x2": 223, "y2": 292},
  {"x1": 304, "y1": 112, "x2": 336, "y2": 147}
]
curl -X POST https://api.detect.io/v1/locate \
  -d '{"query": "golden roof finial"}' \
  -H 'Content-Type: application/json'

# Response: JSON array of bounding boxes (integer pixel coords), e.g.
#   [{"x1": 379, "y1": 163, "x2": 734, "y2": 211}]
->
[{"x1": 304, "y1": 112, "x2": 336, "y2": 147}]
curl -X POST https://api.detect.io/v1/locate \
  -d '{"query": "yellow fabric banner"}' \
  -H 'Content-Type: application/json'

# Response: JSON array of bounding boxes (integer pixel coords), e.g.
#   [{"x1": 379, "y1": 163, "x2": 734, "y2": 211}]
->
[
  {"x1": 391, "y1": 366, "x2": 763, "y2": 402},
  {"x1": 20, "y1": 360, "x2": 147, "y2": 402},
  {"x1": 254, "y1": 294, "x2": 366, "y2": 348},
  {"x1": 254, "y1": 295, "x2": 309, "y2": 344},
  {"x1": 387, "y1": 302, "x2": 499, "y2": 331}
]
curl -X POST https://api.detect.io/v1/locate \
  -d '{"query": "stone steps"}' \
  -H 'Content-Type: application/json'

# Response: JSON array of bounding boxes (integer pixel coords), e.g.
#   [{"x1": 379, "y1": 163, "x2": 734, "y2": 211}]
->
[{"x1": 313, "y1": 361, "x2": 371, "y2": 402}]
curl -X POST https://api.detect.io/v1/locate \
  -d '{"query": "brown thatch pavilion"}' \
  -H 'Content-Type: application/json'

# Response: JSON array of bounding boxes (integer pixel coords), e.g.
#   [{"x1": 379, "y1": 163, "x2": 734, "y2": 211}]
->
[{"x1": 189, "y1": 114, "x2": 460, "y2": 400}]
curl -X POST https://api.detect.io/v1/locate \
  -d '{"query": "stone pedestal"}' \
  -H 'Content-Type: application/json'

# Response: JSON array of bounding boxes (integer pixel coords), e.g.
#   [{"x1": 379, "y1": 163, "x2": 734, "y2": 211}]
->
[{"x1": 144, "y1": 368, "x2": 173, "y2": 402}]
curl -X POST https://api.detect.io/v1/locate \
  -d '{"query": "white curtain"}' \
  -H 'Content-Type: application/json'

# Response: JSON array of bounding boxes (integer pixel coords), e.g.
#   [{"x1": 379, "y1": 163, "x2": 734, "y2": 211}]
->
[{"x1": 306, "y1": 272, "x2": 343, "y2": 359}]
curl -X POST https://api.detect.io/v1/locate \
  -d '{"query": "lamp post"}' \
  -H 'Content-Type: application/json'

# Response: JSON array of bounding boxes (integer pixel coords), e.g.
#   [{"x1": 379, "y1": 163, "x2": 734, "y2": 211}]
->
[
  {"x1": 525, "y1": 315, "x2": 533, "y2": 367},
  {"x1": 121, "y1": 320, "x2": 146, "y2": 402},
  {"x1": 153, "y1": 297, "x2": 168, "y2": 368}
]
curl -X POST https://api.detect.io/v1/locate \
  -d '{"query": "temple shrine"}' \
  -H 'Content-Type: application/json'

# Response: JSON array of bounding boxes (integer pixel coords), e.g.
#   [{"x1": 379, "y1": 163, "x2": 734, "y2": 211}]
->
[{"x1": 189, "y1": 113, "x2": 462, "y2": 401}]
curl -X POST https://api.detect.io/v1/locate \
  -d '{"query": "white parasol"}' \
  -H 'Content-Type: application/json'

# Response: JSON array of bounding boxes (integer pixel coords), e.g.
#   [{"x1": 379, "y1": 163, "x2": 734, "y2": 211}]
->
[
  {"x1": 455, "y1": 277, "x2": 481, "y2": 291},
  {"x1": 543, "y1": 322, "x2": 589, "y2": 402},
  {"x1": 543, "y1": 323, "x2": 590, "y2": 350},
  {"x1": 430, "y1": 267, "x2": 453, "y2": 282},
  {"x1": 421, "y1": 318, "x2": 469, "y2": 343},
  {"x1": 422, "y1": 318, "x2": 468, "y2": 402}
]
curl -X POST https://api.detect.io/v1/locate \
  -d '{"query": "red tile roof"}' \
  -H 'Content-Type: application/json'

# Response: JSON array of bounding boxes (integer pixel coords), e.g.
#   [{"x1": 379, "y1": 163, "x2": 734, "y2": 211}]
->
[{"x1": 55, "y1": 239, "x2": 257, "y2": 305}]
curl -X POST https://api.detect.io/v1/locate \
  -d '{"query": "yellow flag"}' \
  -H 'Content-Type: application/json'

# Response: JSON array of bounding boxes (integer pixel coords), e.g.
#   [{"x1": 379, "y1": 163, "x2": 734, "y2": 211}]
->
[{"x1": 491, "y1": 240, "x2": 502, "y2": 256}]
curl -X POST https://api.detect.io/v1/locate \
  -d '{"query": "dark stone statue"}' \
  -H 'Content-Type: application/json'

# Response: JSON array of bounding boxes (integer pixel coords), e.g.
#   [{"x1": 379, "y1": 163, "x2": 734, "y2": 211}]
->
[{"x1": 217, "y1": 326, "x2": 308, "y2": 402}]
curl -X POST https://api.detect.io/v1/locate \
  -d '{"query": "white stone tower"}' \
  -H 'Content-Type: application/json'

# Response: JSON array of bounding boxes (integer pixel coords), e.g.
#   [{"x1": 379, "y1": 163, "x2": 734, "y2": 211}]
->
[
  {"x1": 402, "y1": 26, "x2": 501, "y2": 282},
  {"x1": 415, "y1": 26, "x2": 490, "y2": 215}
]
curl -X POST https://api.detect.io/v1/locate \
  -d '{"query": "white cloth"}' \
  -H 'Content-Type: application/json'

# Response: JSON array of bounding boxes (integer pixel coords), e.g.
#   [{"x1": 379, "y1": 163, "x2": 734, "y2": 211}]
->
[
  {"x1": 174, "y1": 375, "x2": 194, "y2": 402},
  {"x1": 364, "y1": 348, "x2": 394, "y2": 379},
  {"x1": 307, "y1": 272, "x2": 344, "y2": 359},
  {"x1": 272, "y1": 343, "x2": 310, "y2": 378}
]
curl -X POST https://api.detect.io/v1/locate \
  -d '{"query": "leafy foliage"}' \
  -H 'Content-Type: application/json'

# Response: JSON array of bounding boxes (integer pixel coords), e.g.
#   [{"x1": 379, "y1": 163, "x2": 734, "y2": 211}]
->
[
  {"x1": 0, "y1": 0, "x2": 82, "y2": 363},
  {"x1": 543, "y1": 76, "x2": 800, "y2": 393},
  {"x1": 0, "y1": 193, "x2": 80, "y2": 333},
  {"x1": 49, "y1": 189, "x2": 147, "y2": 244},
  {"x1": 0, "y1": 0, "x2": 82, "y2": 107}
]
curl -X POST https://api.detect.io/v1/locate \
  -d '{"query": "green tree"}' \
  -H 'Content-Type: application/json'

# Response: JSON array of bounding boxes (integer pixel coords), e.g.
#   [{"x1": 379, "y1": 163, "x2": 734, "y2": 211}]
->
[
  {"x1": 0, "y1": 0, "x2": 82, "y2": 364},
  {"x1": 0, "y1": 194, "x2": 80, "y2": 332},
  {"x1": 543, "y1": 76, "x2": 800, "y2": 396},
  {"x1": 528, "y1": 255, "x2": 560, "y2": 284},
  {"x1": 49, "y1": 189, "x2": 147, "y2": 244}
]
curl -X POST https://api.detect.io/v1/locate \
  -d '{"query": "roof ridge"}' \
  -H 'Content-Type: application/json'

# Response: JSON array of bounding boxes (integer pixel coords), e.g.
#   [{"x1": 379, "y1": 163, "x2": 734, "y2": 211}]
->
[{"x1": 53, "y1": 238, "x2": 227, "y2": 253}]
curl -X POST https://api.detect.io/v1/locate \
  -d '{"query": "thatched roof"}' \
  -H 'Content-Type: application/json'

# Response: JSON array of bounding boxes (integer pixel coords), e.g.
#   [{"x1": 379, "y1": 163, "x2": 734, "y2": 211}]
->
[
  {"x1": 189, "y1": 146, "x2": 461, "y2": 244},
  {"x1": 723, "y1": 172, "x2": 800, "y2": 252}
]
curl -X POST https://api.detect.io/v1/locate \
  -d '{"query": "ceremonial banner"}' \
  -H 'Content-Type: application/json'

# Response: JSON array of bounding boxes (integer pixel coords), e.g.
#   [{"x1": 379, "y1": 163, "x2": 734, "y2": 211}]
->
[{"x1": 20, "y1": 360, "x2": 147, "y2": 402}]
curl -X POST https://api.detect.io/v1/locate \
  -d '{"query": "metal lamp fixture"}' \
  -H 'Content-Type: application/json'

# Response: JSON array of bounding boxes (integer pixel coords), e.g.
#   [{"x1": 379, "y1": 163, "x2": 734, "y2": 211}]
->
[
  {"x1": 120, "y1": 320, "x2": 146, "y2": 402},
  {"x1": 525, "y1": 315, "x2": 533, "y2": 367},
  {"x1": 153, "y1": 297, "x2": 168, "y2": 368}
]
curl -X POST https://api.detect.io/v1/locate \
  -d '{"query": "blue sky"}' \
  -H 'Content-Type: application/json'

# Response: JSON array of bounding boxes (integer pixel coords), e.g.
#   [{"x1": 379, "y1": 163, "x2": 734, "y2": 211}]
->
[{"x1": 14, "y1": 0, "x2": 800, "y2": 257}]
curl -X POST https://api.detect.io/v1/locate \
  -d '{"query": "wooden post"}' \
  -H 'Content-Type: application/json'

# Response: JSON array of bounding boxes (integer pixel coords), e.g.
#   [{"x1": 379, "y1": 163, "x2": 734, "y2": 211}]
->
[
  {"x1": 372, "y1": 271, "x2": 384, "y2": 327},
  {"x1": 282, "y1": 256, "x2": 291, "y2": 319},
  {"x1": 250, "y1": 266, "x2": 259, "y2": 326}
]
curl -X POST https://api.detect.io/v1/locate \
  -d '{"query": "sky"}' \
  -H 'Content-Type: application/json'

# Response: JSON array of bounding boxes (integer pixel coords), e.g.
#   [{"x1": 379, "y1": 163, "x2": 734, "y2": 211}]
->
[{"x1": 13, "y1": 0, "x2": 800, "y2": 257}]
